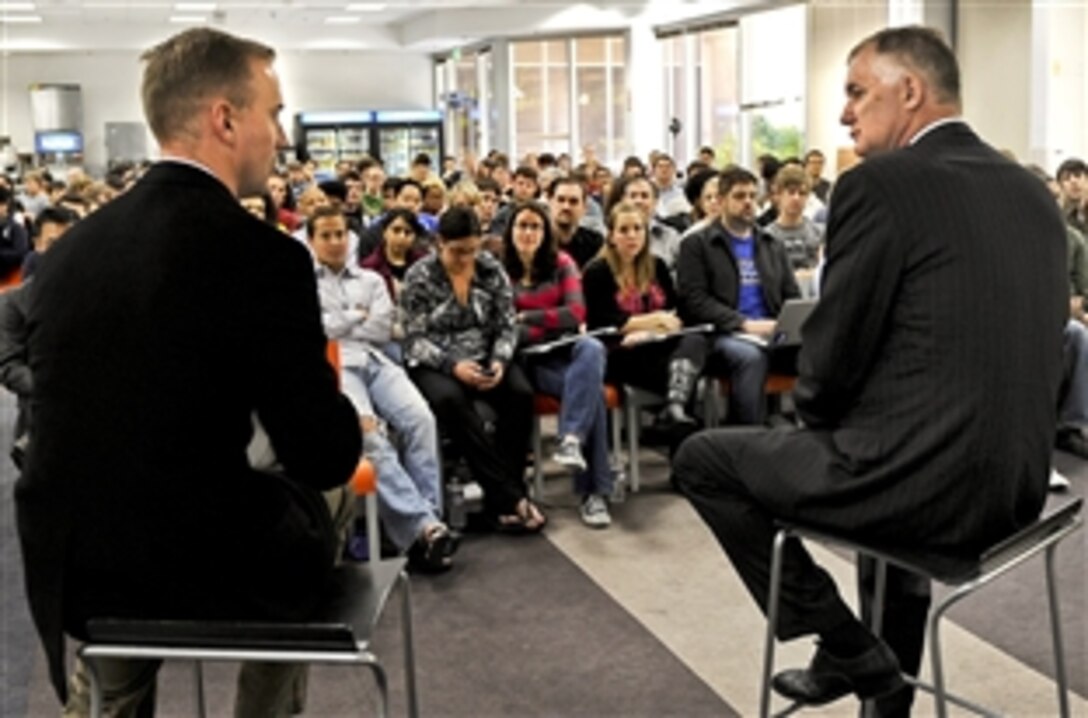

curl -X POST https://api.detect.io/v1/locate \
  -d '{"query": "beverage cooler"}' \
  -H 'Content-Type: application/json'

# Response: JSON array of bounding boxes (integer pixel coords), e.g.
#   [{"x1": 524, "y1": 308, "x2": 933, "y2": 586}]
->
[
  {"x1": 373, "y1": 110, "x2": 443, "y2": 178},
  {"x1": 294, "y1": 110, "x2": 375, "y2": 175},
  {"x1": 294, "y1": 109, "x2": 444, "y2": 179}
]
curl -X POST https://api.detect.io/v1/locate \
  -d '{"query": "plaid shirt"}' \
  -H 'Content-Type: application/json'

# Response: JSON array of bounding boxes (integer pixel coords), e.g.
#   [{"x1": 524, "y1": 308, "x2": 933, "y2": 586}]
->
[{"x1": 400, "y1": 250, "x2": 518, "y2": 373}]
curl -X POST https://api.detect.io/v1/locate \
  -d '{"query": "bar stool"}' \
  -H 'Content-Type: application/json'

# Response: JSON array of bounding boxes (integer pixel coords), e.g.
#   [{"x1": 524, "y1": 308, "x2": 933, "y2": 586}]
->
[
  {"x1": 760, "y1": 498, "x2": 1083, "y2": 718},
  {"x1": 79, "y1": 557, "x2": 418, "y2": 718}
]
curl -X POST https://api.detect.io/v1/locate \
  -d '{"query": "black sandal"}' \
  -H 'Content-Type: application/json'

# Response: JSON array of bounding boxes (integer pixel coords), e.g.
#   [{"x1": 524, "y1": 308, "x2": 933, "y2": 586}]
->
[
  {"x1": 495, "y1": 498, "x2": 547, "y2": 535},
  {"x1": 408, "y1": 524, "x2": 456, "y2": 572}
]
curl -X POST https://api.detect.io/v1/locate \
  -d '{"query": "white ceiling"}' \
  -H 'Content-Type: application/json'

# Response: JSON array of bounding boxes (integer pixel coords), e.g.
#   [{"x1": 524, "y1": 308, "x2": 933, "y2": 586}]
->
[{"x1": 0, "y1": 0, "x2": 761, "y2": 53}]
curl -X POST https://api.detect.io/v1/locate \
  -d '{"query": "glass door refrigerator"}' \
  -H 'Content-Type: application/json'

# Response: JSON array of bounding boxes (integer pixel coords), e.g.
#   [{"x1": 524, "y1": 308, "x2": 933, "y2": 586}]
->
[
  {"x1": 373, "y1": 110, "x2": 444, "y2": 178},
  {"x1": 294, "y1": 110, "x2": 375, "y2": 176}
]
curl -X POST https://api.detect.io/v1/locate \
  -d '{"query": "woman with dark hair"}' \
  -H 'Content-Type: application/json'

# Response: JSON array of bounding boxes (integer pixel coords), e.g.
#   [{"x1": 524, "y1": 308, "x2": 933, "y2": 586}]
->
[
  {"x1": 583, "y1": 201, "x2": 708, "y2": 428},
  {"x1": 682, "y1": 169, "x2": 721, "y2": 238},
  {"x1": 401, "y1": 206, "x2": 544, "y2": 532},
  {"x1": 360, "y1": 207, "x2": 428, "y2": 303},
  {"x1": 502, "y1": 202, "x2": 614, "y2": 528}
]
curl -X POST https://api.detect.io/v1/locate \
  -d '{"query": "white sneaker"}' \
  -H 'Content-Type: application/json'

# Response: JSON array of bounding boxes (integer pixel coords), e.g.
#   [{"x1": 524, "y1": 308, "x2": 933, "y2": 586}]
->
[
  {"x1": 552, "y1": 434, "x2": 587, "y2": 473},
  {"x1": 580, "y1": 494, "x2": 611, "y2": 529},
  {"x1": 1049, "y1": 467, "x2": 1071, "y2": 492}
]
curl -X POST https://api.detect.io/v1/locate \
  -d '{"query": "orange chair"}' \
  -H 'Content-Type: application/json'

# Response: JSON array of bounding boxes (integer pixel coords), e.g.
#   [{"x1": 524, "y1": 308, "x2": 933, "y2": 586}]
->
[
  {"x1": 530, "y1": 384, "x2": 626, "y2": 501},
  {"x1": 707, "y1": 373, "x2": 797, "y2": 427},
  {"x1": 0, "y1": 266, "x2": 22, "y2": 291},
  {"x1": 328, "y1": 339, "x2": 382, "y2": 561}
]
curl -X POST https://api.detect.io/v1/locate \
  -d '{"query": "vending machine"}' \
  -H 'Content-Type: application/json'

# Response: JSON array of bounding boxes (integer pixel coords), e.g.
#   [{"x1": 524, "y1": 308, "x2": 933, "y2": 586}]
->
[
  {"x1": 294, "y1": 110, "x2": 375, "y2": 175},
  {"x1": 294, "y1": 109, "x2": 445, "y2": 178},
  {"x1": 373, "y1": 110, "x2": 444, "y2": 178}
]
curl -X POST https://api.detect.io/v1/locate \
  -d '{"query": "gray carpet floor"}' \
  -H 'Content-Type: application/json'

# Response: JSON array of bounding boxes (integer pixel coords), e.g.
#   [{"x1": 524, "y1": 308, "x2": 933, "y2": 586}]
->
[{"x1": 2, "y1": 384, "x2": 1085, "y2": 716}]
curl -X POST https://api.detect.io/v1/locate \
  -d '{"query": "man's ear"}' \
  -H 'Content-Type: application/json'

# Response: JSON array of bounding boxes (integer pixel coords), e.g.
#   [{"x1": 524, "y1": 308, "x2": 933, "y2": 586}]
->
[
  {"x1": 210, "y1": 100, "x2": 235, "y2": 143},
  {"x1": 902, "y1": 74, "x2": 925, "y2": 111}
]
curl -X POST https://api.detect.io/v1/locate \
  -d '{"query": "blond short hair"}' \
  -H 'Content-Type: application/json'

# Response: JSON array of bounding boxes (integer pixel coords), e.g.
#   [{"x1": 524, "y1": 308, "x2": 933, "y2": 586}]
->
[{"x1": 140, "y1": 27, "x2": 274, "y2": 142}]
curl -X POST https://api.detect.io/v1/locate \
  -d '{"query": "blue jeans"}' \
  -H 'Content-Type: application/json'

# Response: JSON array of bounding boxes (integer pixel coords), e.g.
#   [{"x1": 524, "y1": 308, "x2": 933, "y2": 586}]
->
[
  {"x1": 712, "y1": 334, "x2": 769, "y2": 425},
  {"x1": 529, "y1": 336, "x2": 612, "y2": 496},
  {"x1": 342, "y1": 360, "x2": 443, "y2": 550},
  {"x1": 1060, "y1": 319, "x2": 1088, "y2": 427}
]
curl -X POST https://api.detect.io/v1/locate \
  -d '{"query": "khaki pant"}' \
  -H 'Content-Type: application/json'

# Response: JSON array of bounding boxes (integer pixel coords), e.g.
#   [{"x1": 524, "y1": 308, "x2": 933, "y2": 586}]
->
[{"x1": 64, "y1": 485, "x2": 355, "y2": 718}]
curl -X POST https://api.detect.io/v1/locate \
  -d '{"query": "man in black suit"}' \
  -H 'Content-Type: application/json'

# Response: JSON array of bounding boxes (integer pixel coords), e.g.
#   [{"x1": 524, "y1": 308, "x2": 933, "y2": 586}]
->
[
  {"x1": 674, "y1": 26, "x2": 1067, "y2": 714},
  {"x1": 16, "y1": 28, "x2": 362, "y2": 716}
]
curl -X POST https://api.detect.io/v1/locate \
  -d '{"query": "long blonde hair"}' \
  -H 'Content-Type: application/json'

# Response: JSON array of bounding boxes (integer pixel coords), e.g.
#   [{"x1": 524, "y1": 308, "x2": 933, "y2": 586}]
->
[{"x1": 601, "y1": 200, "x2": 655, "y2": 291}]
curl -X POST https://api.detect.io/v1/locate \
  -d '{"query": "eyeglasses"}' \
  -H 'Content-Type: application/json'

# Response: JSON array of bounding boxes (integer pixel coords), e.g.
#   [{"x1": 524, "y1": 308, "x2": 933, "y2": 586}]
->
[{"x1": 514, "y1": 222, "x2": 545, "y2": 233}]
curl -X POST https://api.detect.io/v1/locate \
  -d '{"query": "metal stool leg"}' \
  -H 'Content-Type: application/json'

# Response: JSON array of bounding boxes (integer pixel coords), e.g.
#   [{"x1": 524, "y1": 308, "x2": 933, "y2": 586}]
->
[
  {"x1": 926, "y1": 602, "x2": 948, "y2": 718},
  {"x1": 400, "y1": 571, "x2": 419, "y2": 718},
  {"x1": 760, "y1": 529, "x2": 789, "y2": 718},
  {"x1": 193, "y1": 660, "x2": 207, "y2": 717},
  {"x1": 360, "y1": 659, "x2": 389, "y2": 718},
  {"x1": 625, "y1": 392, "x2": 641, "y2": 492},
  {"x1": 84, "y1": 656, "x2": 105, "y2": 718},
  {"x1": 1045, "y1": 544, "x2": 1071, "y2": 718},
  {"x1": 531, "y1": 414, "x2": 544, "y2": 500}
]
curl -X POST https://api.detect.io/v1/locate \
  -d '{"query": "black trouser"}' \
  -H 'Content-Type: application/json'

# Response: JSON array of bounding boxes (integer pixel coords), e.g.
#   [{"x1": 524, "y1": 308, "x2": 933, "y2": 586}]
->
[
  {"x1": 605, "y1": 333, "x2": 708, "y2": 394},
  {"x1": 674, "y1": 427, "x2": 931, "y2": 716},
  {"x1": 673, "y1": 428, "x2": 859, "y2": 641},
  {"x1": 410, "y1": 364, "x2": 533, "y2": 517},
  {"x1": 858, "y1": 560, "x2": 931, "y2": 717}
]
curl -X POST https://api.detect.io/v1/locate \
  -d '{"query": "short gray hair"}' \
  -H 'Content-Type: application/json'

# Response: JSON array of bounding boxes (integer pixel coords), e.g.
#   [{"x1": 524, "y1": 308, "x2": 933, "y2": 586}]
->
[{"x1": 850, "y1": 26, "x2": 960, "y2": 105}]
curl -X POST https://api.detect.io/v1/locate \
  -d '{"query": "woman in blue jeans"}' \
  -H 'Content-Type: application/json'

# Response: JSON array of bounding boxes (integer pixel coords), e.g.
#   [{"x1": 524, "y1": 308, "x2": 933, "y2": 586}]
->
[{"x1": 502, "y1": 202, "x2": 614, "y2": 528}]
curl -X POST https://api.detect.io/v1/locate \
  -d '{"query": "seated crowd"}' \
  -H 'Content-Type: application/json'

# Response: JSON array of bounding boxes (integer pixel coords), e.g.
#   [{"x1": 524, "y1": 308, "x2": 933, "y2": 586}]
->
[{"x1": 1, "y1": 143, "x2": 1085, "y2": 575}]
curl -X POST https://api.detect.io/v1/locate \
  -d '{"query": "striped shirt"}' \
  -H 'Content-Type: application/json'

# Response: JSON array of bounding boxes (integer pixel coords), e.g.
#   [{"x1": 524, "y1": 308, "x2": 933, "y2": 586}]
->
[{"x1": 512, "y1": 251, "x2": 586, "y2": 345}]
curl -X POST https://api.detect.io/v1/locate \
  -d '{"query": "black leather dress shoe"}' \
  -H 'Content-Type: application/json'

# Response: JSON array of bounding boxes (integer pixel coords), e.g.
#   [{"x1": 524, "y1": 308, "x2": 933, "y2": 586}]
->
[{"x1": 772, "y1": 642, "x2": 905, "y2": 705}]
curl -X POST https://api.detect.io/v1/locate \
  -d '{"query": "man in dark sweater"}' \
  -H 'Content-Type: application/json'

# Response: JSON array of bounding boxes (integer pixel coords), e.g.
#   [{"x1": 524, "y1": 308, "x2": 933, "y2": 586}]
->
[{"x1": 547, "y1": 177, "x2": 603, "y2": 269}]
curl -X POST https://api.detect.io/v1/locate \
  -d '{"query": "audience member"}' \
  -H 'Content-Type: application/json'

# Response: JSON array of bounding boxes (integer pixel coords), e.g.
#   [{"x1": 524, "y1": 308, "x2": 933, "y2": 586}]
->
[
  {"x1": 17, "y1": 27, "x2": 362, "y2": 715},
  {"x1": 677, "y1": 165, "x2": 801, "y2": 425},
  {"x1": 360, "y1": 207, "x2": 428, "y2": 310},
  {"x1": 674, "y1": 27, "x2": 1067, "y2": 716},
  {"x1": 0, "y1": 184, "x2": 30, "y2": 279},
  {"x1": 1057, "y1": 157, "x2": 1087, "y2": 234},
  {"x1": 503, "y1": 202, "x2": 614, "y2": 528},
  {"x1": 804, "y1": 148, "x2": 833, "y2": 203},
  {"x1": 651, "y1": 153, "x2": 691, "y2": 226},
  {"x1": 0, "y1": 206, "x2": 77, "y2": 445},
  {"x1": 400, "y1": 207, "x2": 545, "y2": 533},
  {"x1": 490, "y1": 165, "x2": 541, "y2": 235},
  {"x1": 584, "y1": 201, "x2": 708, "y2": 430},
  {"x1": 681, "y1": 169, "x2": 720, "y2": 238},
  {"x1": 547, "y1": 177, "x2": 604, "y2": 269},
  {"x1": 20, "y1": 205, "x2": 78, "y2": 281},
  {"x1": 608, "y1": 175, "x2": 683, "y2": 275},
  {"x1": 763, "y1": 164, "x2": 825, "y2": 271},
  {"x1": 308, "y1": 206, "x2": 455, "y2": 572}
]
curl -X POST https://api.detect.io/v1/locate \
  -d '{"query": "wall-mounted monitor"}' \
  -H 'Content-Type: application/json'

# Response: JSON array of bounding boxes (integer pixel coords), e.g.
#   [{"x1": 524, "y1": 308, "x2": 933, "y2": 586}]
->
[{"x1": 35, "y1": 130, "x2": 83, "y2": 154}]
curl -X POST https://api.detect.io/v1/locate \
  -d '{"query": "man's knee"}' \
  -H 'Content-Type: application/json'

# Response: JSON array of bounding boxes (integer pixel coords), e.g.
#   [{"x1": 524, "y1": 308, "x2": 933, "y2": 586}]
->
[{"x1": 671, "y1": 430, "x2": 719, "y2": 491}]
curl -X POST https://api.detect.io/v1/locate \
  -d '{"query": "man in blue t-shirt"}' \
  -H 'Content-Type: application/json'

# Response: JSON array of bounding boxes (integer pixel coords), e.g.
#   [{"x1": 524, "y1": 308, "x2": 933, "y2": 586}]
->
[{"x1": 676, "y1": 166, "x2": 801, "y2": 423}]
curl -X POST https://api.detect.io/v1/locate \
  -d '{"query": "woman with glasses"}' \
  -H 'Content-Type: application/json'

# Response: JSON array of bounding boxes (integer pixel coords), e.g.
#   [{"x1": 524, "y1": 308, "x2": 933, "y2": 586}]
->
[
  {"x1": 502, "y1": 202, "x2": 614, "y2": 529},
  {"x1": 400, "y1": 207, "x2": 545, "y2": 533}
]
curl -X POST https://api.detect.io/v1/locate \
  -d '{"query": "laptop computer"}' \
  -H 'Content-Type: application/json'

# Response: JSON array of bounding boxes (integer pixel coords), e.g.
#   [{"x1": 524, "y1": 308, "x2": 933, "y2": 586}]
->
[{"x1": 734, "y1": 298, "x2": 816, "y2": 349}]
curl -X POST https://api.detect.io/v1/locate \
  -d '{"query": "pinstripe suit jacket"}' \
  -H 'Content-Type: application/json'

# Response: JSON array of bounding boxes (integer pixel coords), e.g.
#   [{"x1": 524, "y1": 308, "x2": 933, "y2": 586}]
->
[{"x1": 746, "y1": 123, "x2": 1067, "y2": 556}]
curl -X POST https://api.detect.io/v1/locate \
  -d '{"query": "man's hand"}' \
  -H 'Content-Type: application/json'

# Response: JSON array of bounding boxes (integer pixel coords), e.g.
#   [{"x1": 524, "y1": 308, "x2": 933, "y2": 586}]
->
[{"x1": 742, "y1": 319, "x2": 776, "y2": 337}]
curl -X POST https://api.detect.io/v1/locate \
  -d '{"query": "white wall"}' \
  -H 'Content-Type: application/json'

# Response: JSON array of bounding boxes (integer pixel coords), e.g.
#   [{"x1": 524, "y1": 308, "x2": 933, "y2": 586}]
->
[
  {"x1": 958, "y1": 0, "x2": 1032, "y2": 159},
  {"x1": 805, "y1": 1, "x2": 886, "y2": 176},
  {"x1": 0, "y1": 49, "x2": 434, "y2": 174}
]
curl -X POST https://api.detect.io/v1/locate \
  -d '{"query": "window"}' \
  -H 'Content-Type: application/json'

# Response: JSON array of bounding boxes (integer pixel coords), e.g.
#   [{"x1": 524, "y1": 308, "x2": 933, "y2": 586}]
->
[{"x1": 510, "y1": 35, "x2": 627, "y2": 166}]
